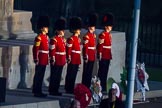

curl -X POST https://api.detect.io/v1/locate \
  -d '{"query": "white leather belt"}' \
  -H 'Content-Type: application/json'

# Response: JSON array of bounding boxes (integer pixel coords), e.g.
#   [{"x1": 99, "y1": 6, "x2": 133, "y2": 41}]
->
[
  {"x1": 103, "y1": 46, "x2": 111, "y2": 49},
  {"x1": 88, "y1": 47, "x2": 95, "y2": 50},
  {"x1": 55, "y1": 52, "x2": 66, "y2": 55},
  {"x1": 72, "y1": 50, "x2": 81, "y2": 54},
  {"x1": 39, "y1": 50, "x2": 49, "y2": 54}
]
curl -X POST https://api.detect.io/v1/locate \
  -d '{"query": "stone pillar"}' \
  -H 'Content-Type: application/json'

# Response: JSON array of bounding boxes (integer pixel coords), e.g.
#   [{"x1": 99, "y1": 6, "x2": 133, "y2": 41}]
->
[
  {"x1": 0, "y1": 0, "x2": 13, "y2": 38},
  {"x1": 17, "y1": 46, "x2": 29, "y2": 89},
  {"x1": 1, "y1": 47, "x2": 12, "y2": 87},
  {"x1": 0, "y1": 0, "x2": 13, "y2": 18},
  {"x1": 0, "y1": 0, "x2": 36, "y2": 39}
]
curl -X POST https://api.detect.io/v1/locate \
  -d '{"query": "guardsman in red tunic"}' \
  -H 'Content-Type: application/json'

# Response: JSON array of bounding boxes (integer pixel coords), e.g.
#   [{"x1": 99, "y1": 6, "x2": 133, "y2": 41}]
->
[
  {"x1": 65, "y1": 17, "x2": 82, "y2": 94},
  {"x1": 32, "y1": 16, "x2": 50, "y2": 97},
  {"x1": 97, "y1": 13, "x2": 114, "y2": 91},
  {"x1": 82, "y1": 13, "x2": 98, "y2": 88},
  {"x1": 48, "y1": 17, "x2": 66, "y2": 96}
]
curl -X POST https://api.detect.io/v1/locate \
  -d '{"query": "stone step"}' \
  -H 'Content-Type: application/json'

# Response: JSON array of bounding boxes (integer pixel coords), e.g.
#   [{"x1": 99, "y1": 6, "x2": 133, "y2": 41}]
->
[
  {"x1": 134, "y1": 90, "x2": 162, "y2": 99},
  {"x1": 121, "y1": 90, "x2": 162, "y2": 101},
  {"x1": 0, "y1": 89, "x2": 72, "y2": 108}
]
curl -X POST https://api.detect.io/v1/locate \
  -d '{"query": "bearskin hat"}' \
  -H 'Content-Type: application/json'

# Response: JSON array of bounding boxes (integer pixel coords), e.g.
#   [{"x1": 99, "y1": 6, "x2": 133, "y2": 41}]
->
[
  {"x1": 86, "y1": 13, "x2": 98, "y2": 27},
  {"x1": 69, "y1": 17, "x2": 82, "y2": 33},
  {"x1": 54, "y1": 17, "x2": 66, "y2": 30},
  {"x1": 102, "y1": 13, "x2": 114, "y2": 26},
  {"x1": 37, "y1": 16, "x2": 50, "y2": 29}
]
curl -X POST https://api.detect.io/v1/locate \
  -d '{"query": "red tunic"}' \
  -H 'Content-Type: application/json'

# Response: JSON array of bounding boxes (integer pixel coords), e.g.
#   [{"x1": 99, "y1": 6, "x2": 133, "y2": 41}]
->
[
  {"x1": 82, "y1": 32, "x2": 96, "y2": 61},
  {"x1": 66, "y1": 35, "x2": 81, "y2": 64},
  {"x1": 33, "y1": 33, "x2": 49, "y2": 65},
  {"x1": 97, "y1": 31, "x2": 112, "y2": 60},
  {"x1": 49, "y1": 35, "x2": 66, "y2": 66}
]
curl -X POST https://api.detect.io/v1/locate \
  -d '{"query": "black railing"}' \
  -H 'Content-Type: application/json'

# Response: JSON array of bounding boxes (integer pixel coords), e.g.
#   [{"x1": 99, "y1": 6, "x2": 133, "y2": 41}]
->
[{"x1": 114, "y1": 16, "x2": 162, "y2": 67}]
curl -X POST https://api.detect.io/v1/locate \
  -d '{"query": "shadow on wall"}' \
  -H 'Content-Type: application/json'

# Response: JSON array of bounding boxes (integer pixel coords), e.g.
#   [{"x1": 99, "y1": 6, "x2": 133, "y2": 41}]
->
[
  {"x1": 7, "y1": 16, "x2": 17, "y2": 39},
  {"x1": 1, "y1": 47, "x2": 12, "y2": 88}
]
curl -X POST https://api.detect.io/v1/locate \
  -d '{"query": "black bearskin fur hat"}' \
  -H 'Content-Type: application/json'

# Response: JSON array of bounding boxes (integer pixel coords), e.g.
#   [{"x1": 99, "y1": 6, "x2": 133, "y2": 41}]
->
[
  {"x1": 69, "y1": 17, "x2": 82, "y2": 33},
  {"x1": 102, "y1": 13, "x2": 114, "y2": 26},
  {"x1": 37, "y1": 16, "x2": 50, "y2": 29},
  {"x1": 54, "y1": 17, "x2": 66, "y2": 30},
  {"x1": 86, "y1": 13, "x2": 98, "y2": 27}
]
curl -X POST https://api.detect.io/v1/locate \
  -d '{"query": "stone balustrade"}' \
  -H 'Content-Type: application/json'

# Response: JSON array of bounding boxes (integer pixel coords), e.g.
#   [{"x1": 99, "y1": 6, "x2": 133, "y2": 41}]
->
[{"x1": 0, "y1": 29, "x2": 126, "y2": 90}]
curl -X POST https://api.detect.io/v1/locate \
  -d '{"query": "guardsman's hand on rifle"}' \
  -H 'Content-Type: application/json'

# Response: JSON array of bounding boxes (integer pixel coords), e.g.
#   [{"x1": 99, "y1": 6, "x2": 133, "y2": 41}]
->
[
  {"x1": 84, "y1": 54, "x2": 88, "y2": 63},
  {"x1": 50, "y1": 57, "x2": 55, "y2": 65},
  {"x1": 67, "y1": 57, "x2": 71, "y2": 64},
  {"x1": 97, "y1": 53, "x2": 102, "y2": 61},
  {"x1": 34, "y1": 59, "x2": 39, "y2": 65}
]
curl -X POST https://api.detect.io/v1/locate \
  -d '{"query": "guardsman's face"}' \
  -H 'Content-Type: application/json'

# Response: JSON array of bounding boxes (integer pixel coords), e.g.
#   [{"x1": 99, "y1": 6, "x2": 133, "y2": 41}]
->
[
  {"x1": 105, "y1": 26, "x2": 112, "y2": 32},
  {"x1": 89, "y1": 26, "x2": 95, "y2": 33},
  {"x1": 58, "y1": 30, "x2": 65, "y2": 37},
  {"x1": 42, "y1": 27, "x2": 49, "y2": 34},
  {"x1": 76, "y1": 29, "x2": 81, "y2": 35}
]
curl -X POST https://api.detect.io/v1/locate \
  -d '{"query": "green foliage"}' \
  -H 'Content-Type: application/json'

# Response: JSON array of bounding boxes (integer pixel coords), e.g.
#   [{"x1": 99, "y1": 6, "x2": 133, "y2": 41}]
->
[
  {"x1": 120, "y1": 67, "x2": 127, "y2": 94},
  {"x1": 106, "y1": 77, "x2": 116, "y2": 93}
]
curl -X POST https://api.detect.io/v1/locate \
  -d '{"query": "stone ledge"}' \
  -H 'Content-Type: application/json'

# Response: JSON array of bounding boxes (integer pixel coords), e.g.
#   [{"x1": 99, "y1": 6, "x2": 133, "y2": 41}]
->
[
  {"x1": 122, "y1": 90, "x2": 162, "y2": 101},
  {"x1": 134, "y1": 90, "x2": 162, "y2": 99},
  {"x1": 0, "y1": 100, "x2": 60, "y2": 108}
]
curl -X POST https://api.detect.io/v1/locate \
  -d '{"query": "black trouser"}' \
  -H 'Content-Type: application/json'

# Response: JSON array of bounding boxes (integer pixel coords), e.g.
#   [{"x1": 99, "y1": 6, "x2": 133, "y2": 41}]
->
[
  {"x1": 98, "y1": 59, "x2": 110, "y2": 91},
  {"x1": 49, "y1": 64, "x2": 63, "y2": 93},
  {"x1": 82, "y1": 61, "x2": 94, "y2": 88},
  {"x1": 32, "y1": 64, "x2": 46, "y2": 94},
  {"x1": 65, "y1": 63, "x2": 79, "y2": 93}
]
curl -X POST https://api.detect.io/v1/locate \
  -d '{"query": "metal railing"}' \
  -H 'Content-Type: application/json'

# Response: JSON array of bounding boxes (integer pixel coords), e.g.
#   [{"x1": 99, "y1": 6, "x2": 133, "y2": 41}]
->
[{"x1": 114, "y1": 16, "x2": 162, "y2": 67}]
